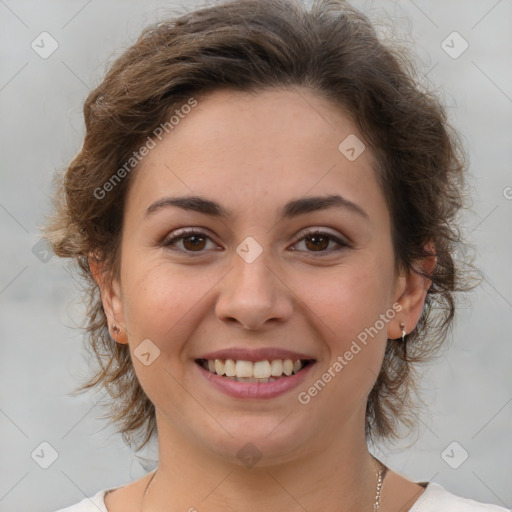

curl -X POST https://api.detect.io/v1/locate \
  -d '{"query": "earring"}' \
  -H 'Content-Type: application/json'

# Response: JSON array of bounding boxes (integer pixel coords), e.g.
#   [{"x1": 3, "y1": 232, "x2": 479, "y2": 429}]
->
[
  {"x1": 400, "y1": 322, "x2": 406, "y2": 342},
  {"x1": 111, "y1": 324, "x2": 121, "y2": 335}
]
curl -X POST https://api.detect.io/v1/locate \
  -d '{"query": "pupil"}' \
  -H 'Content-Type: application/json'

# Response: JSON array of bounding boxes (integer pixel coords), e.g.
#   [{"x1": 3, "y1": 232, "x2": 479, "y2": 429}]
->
[
  {"x1": 305, "y1": 235, "x2": 328, "y2": 251},
  {"x1": 184, "y1": 235, "x2": 206, "y2": 251}
]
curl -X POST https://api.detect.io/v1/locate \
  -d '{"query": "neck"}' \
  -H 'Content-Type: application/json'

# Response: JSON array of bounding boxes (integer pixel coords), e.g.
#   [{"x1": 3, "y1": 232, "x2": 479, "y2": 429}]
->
[{"x1": 142, "y1": 413, "x2": 383, "y2": 512}]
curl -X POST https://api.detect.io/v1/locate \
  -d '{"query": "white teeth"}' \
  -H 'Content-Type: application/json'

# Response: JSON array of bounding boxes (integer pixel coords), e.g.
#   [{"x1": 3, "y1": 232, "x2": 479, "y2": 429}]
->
[
  {"x1": 235, "y1": 360, "x2": 253, "y2": 378},
  {"x1": 224, "y1": 359, "x2": 236, "y2": 377},
  {"x1": 253, "y1": 360, "x2": 272, "y2": 379},
  {"x1": 214, "y1": 359, "x2": 225, "y2": 376},
  {"x1": 283, "y1": 359, "x2": 294, "y2": 376},
  {"x1": 270, "y1": 360, "x2": 283, "y2": 377},
  {"x1": 202, "y1": 358, "x2": 308, "y2": 379}
]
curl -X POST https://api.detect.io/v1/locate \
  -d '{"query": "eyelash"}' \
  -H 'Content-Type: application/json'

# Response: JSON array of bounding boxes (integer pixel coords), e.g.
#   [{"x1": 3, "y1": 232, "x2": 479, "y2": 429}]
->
[
  {"x1": 162, "y1": 228, "x2": 220, "y2": 255},
  {"x1": 292, "y1": 229, "x2": 349, "y2": 254},
  {"x1": 162, "y1": 228, "x2": 350, "y2": 256}
]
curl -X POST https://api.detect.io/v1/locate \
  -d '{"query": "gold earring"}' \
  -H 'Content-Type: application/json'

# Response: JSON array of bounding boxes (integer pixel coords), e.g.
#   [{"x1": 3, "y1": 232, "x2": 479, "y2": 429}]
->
[
  {"x1": 111, "y1": 324, "x2": 121, "y2": 335},
  {"x1": 400, "y1": 322, "x2": 406, "y2": 342}
]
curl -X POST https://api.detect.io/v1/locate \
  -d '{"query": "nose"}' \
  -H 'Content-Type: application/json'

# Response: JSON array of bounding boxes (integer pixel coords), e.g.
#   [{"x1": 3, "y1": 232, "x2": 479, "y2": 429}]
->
[{"x1": 215, "y1": 253, "x2": 293, "y2": 331}]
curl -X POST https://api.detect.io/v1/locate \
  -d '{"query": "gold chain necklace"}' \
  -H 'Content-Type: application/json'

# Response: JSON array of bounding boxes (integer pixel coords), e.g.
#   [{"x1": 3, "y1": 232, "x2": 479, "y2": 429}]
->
[{"x1": 141, "y1": 465, "x2": 386, "y2": 511}]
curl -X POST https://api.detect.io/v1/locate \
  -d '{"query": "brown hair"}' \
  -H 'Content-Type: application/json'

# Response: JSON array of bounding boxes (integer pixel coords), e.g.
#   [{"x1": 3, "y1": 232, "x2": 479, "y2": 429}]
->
[{"x1": 46, "y1": 0, "x2": 473, "y2": 450}]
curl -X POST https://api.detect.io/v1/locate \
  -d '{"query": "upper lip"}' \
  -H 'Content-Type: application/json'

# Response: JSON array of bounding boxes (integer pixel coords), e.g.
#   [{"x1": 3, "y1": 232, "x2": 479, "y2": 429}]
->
[{"x1": 196, "y1": 348, "x2": 316, "y2": 362}]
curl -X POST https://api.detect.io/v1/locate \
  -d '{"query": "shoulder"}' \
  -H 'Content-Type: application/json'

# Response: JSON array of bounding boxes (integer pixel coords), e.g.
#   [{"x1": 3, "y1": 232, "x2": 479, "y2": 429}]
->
[
  {"x1": 53, "y1": 469, "x2": 156, "y2": 512},
  {"x1": 52, "y1": 488, "x2": 110, "y2": 512},
  {"x1": 411, "y1": 482, "x2": 509, "y2": 512}
]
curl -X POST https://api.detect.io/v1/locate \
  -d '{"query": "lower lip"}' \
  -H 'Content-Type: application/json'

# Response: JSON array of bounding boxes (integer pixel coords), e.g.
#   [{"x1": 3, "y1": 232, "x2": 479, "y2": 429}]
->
[{"x1": 195, "y1": 361, "x2": 315, "y2": 399}]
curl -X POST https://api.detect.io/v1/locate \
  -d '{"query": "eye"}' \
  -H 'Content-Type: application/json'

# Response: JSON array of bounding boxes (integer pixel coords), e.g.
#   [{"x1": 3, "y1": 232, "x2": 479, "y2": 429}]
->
[
  {"x1": 162, "y1": 228, "x2": 220, "y2": 253},
  {"x1": 291, "y1": 229, "x2": 349, "y2": 255}
]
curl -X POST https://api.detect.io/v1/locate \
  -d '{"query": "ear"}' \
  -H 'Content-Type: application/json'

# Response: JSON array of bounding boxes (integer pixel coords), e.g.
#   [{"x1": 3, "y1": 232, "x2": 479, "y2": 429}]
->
[
  {"x1": 387, "y1": 242, "x2": 437, "y2": 340},
  {"x1": 89, "y1": 255, "x2": 128, "y2": 344}
]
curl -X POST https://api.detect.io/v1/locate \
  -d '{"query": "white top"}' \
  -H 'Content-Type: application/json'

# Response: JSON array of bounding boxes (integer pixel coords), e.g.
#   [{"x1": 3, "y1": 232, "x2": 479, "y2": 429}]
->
[{"x1": 54, "y1": 480, "x2": 509, "y2": 512}]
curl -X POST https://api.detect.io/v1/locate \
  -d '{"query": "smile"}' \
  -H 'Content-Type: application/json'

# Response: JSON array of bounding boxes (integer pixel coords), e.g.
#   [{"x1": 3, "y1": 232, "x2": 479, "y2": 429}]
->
[{"x1": 196, "y1": 358, "x2": 314, "y2": 382}]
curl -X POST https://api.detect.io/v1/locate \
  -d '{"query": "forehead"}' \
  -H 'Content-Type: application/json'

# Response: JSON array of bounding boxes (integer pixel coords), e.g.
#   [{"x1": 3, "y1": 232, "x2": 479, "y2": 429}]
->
[{"x1": 126, "y1": 87, "x2": 387, "y2": 225}]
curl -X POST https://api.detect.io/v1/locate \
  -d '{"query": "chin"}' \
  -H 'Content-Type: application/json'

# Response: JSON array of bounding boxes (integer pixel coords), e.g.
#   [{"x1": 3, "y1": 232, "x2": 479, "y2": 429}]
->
[{"x1": 202, "y1": 416, "x2": 315, "y2": 468}]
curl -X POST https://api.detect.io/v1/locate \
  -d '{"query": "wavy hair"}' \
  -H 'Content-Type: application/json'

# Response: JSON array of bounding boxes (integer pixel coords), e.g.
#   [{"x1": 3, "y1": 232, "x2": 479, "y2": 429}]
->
[{"x1": 45, "y1": 0, "x2": 474, "y2": 450}]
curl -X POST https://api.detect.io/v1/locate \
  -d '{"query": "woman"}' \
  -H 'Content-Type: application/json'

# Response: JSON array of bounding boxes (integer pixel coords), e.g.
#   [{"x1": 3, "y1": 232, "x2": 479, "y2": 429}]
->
[{"x1": 47, "y1": 0, "x2": 507, "y2": 510}]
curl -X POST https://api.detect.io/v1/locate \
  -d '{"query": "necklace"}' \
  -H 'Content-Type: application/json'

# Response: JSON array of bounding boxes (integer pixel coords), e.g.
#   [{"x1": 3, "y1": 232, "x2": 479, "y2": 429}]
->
[{"x1": 141, "y1": 464, "x2": 386, "y2": 511}]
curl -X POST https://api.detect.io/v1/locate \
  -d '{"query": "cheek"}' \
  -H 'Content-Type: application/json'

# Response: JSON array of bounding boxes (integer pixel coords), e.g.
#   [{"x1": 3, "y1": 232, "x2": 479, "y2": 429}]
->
[
  {"x1": 290, "y1": 255, "x2": 393, "y2": 401},
  {"x1": 295, "y1": 260, "x2": 392, "y2": 341},
  {"x1": 120, "y1": 256, "x2": 216, "y2": 350},
  {"x1": 294, "y1": 266, "x2": 390, "y2": 414}
]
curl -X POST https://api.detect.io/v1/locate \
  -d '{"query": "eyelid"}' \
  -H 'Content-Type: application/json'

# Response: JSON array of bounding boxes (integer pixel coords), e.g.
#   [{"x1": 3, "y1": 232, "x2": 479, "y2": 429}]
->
[
  {"x1": 292, "y1": 227, "x2": 350, "y2": 245},
  {"x1": 288, "y1": 228, "x2": 351, "y2": 257},
  {"x1": 161, "y1": 227, "x2": 221, "y2": 250},
  {"x1": 161, "y1": 226, "x2": 350, "y2": 255}
]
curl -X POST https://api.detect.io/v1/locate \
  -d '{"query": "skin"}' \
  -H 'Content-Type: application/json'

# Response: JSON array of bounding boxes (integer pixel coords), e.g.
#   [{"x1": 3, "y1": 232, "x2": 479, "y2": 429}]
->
[{"x1": 93, "y1": 88, "x2": 435, "y2": 512}]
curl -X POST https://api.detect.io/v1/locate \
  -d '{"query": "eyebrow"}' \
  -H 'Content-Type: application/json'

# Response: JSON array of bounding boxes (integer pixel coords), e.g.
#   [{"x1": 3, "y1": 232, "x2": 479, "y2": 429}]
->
[
  {"x1": 146, "y1": 196, "x2": 229, "y2": 217},
  {"x1": 282, "y1": 194, "x2": 368, "y2": 219},
  {"x1": 146, "y1": 194, "x2": 368, "y2": 220}
]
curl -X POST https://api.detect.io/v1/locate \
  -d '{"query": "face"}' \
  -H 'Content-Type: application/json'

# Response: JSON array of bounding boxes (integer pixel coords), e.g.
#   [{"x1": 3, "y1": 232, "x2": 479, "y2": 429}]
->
[{"x1": 101, "y1": 88, "x2": 425, "y2": 466}]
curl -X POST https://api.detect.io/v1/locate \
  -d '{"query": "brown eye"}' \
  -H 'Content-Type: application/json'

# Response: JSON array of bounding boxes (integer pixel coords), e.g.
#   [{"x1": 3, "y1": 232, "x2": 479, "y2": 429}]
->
[
  {"x1": 163, "y1": 229, "x2": 219, "y2": 254},
  {"x1": 182, "y1": 234, "x2": 207, "y2": 251},
  {"x1": 304, "y1": 234, "x2": 330, "y2": 251},
  {"x1": 292, "y1": 230, "x2": 349, "y2": 255}
]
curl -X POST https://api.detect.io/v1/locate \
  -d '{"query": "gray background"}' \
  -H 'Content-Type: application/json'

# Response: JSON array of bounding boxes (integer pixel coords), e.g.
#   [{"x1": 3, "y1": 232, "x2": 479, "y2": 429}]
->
[{"x1": 1, "y1": 0, "x2": 511, "y2": 511}]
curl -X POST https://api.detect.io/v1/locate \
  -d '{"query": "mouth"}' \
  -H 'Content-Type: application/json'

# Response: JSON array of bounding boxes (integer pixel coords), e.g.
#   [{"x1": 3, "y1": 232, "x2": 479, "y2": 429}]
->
[{"x1": 195, "y1": 358, "x2": 315, "y2": 383}]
